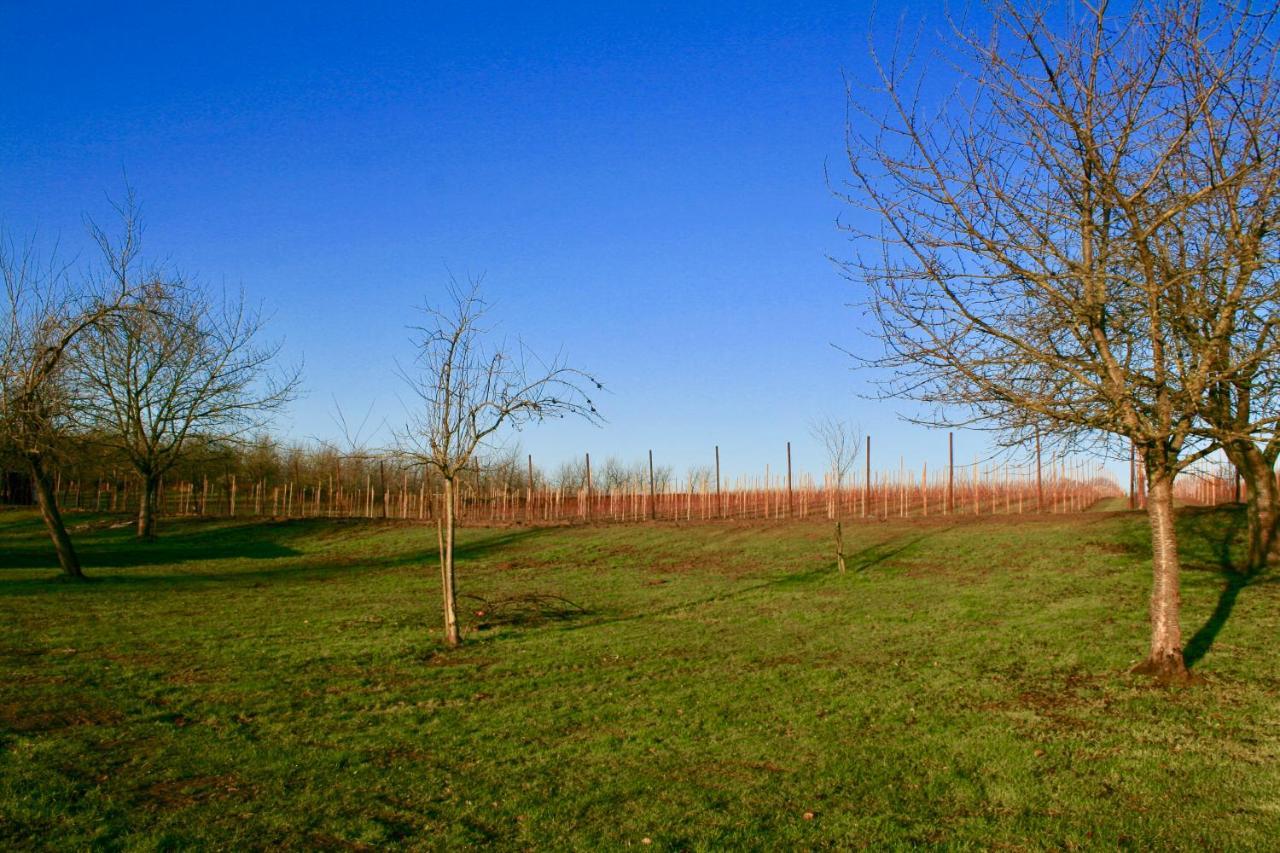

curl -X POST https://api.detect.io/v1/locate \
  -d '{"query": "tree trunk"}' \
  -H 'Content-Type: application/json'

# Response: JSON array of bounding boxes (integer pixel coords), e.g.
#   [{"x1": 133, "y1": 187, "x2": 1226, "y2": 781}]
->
[
  {"x1": 1132, "y1": 468, "x2": 1187, "y2": 679},
  {"x1": 439, "y1": 477, "x2": 461, "y2": 647},
  {"x1": 26, "y1": 454, "x2": 84, "y2": 580},
  {"x1": 1225, "y1": 441, "x2": 1278, "y2": 574},
  {"x1": 137, "y1": 473, "x2": 160, "y2": 539}
]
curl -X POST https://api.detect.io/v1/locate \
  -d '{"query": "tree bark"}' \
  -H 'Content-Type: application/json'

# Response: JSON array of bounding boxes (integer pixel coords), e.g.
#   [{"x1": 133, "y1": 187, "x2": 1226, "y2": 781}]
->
[
  {"x1": 137, "y1": 472, "x2": 160, "y2": 539},
  {"x1": 1224, "y1": 441, "x2": 1278, "y2": 574},
  {"x1": 1132, "y1": 468, "x2": 1187, "y2": 679},
  {"x1": 439, "y1": 476, "x2": 461, "y2": 647},
  {"x1": 26, "y1": 454, "x2": 84, "y2": 580}
]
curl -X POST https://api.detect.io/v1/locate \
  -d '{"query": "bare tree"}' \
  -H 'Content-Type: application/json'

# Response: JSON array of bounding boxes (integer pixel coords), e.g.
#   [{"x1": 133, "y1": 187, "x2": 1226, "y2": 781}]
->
[
  {"x1": 1194, "y1": 266, "x2": 1280, "y2": 573},
  {"x1": 72, "y1": 265, "x2": 300, "y2": 538},
  {"x1": 0, "y1": 229, "x2": 132, "y2": 578},
  {"x1": 810, "y1": 415, "x2": 861, "y2": 517},
  {"x1": 398, "y1": 278, "x2": 602, "y2": 647},
  {"x1": 839, "y1": 1, "x2": 1280, "y2": 679}
]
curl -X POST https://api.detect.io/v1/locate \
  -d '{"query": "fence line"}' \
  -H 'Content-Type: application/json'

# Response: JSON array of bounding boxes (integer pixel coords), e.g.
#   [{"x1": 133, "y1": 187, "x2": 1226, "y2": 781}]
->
[{"x1": 36, "y1": 444, "x2": 1132, "y2": 527}]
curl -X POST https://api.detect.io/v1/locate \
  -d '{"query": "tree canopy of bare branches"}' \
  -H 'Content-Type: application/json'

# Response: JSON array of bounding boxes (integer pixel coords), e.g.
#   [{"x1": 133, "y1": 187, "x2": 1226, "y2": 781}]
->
[
  {"x1": 839, "y1": 1, "x2": 1280, "y2": 678},
  {"x1": 809, "y1": 415, "x2": 861, "y2": 489},
  {"x1": 72, "y1": 272, "x2": 300, "y2": 538},
  {"x1": 398, "y1": 278, "x2": 602, "y2": 646}
]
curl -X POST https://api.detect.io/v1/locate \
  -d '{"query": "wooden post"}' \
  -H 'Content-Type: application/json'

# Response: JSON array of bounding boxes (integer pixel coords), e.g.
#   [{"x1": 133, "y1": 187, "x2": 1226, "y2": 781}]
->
[
  {"x1": 1035, "y1": 429, "x2": 1044, "y2": 512},
  {"x1": 1131, "y1": 440, "x2": 1141, "y2": 507},
  {"x1": 864, "y1": 435, "x2": 871, "y2": 518},
  {"x1": 947, "y1": 432, "x2": 954, "y2": 515},
  {"x1": 835, "y1": 522, "x2": 847, "y2": 573},
  {"x1": 922, "y1": 462, "x2": 928, "y2": 516},
  {"x1": 648, "y1": 449, "x2": 657, "y2": 521},
  {"x1": 585, "y1": 452, "x2": 592, "y2": 521},
  {"x1": 379, "y1": 459, "x2": 388, "y2": 519},
  {"x1": 527, "y1": 454, "x2": 535, "y2": 524},
  {"x1": 786, "y1": 441, "x2": 794, "y2": 519},
  {"x1": 715, "y1": 445, "x2": 722, "y2": 519}
]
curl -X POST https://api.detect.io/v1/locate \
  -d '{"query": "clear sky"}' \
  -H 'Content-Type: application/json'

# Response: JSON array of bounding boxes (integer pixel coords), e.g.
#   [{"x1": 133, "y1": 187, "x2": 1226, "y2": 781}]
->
[{"x1": 1, "y1": 1, "x2": 1090, "y2": 482}]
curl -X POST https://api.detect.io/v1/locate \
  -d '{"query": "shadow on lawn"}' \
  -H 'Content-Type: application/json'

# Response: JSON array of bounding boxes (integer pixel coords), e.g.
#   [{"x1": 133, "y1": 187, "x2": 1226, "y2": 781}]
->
[
  {"x1": 1175, "y1": 505, "x2": 1279, "y2": 668},
  {"x1": 0, "y1": 518, "x2": 552, "y2": 594},
  {"x1": 0, "y1": 520, "x2": 308, "y2": 572},
  {"x1": 1120, "y1": 504, "x2": 1276, "y2": 669},
  {"x1": 545, "y1": 530, "x2": 941, "y2": 637}
]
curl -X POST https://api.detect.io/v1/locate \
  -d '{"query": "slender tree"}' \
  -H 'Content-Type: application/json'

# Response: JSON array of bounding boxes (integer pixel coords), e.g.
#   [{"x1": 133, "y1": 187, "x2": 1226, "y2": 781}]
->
[
  {"x1": 398, "y1": 278, "x2": 601, "y2": 647},
  {"x1": 839, "y1": 1, "x2": 1280, "y2": 678},
  {"x1": 809, "y1": 415, "x2": 861, "y2": 517}
]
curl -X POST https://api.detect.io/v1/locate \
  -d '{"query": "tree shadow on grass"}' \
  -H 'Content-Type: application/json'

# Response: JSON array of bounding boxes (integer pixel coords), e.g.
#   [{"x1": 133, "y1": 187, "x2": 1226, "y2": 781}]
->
[
  {"x1": 0, "y1": 520, "x2": 555, "y2": 595},
  {"x1": 0, "y1": 520, "x2": 310, "y2": 572},
  {"x1": 1182, "y1": 572, "x2": 1264, "y2": 668},
  {"x1": 1172, "y1": 504, "x2": 1279, "y2": 668},
  {"x1": 1120, "y1": 504, "x2": 1272, "y2": 669},
  {"x1": 537, "y1": 530, "x2": 941, "y2": 639}
]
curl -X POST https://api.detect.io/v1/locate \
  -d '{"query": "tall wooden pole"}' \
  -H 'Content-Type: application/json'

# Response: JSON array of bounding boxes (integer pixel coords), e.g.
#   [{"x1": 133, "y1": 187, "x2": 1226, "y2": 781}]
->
[
  {"x1": 947, "y1": 432, "x2": 955, "y2": 515},
  {"x1": 585, "y1": 452, "x2": 592, "y2": 521},
  {"x1": 527, "y1": 454, "x2": 534, "y2": 524},
  {"x1": 379, "y1": 459, "x2": 388, "y2": 519},
  {"x1": 1136, "y1": 450, "x2": 1145, "y2": 508},
  {"x1": 1129, "y1": 443, "x2": 1136, "y2": 510},
  {"x1": 864, "y1": 435, "x2": 871, "y2": 518},
  {"x1": 1035, "y1": 429, "x2": 1044, "y2": 512},
  {"x1": 715, "y1": 445, "x2": 722, "y2": 519},
  {"x1": 786, "y1": 441, "x2": 794, "y2": 519},
  {"x1": 648, "y1": 449, "x2": 657, "y2": 521}
]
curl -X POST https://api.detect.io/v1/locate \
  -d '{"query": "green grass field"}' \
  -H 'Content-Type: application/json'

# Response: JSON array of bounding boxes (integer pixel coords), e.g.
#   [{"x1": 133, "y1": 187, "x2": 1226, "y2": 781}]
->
[{"x1": 1, "y1": 505, "x2": 1278, "y2": 849}]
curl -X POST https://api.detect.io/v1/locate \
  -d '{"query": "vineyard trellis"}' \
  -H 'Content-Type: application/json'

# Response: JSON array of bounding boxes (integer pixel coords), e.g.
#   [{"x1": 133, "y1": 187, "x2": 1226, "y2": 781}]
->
[{"x1": 12, "y1": 436, "x2": 1149, "y2": 527}]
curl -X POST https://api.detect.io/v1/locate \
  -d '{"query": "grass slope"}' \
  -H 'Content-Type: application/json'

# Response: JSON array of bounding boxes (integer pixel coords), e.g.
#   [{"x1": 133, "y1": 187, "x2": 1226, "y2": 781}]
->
[{"x1": 0, "y1": 507, "x2": 1277, "y2": 849}]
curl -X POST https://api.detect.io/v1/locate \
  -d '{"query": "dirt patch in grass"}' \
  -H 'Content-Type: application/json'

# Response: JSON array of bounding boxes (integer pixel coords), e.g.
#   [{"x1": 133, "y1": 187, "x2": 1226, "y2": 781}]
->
[
  {"x1": 971, "y1": 672, "x2": 1112, "y2": 732},
  {"x1": 1087, "y1": 541, "x2": 1141, "y2": 555},
  {"x1": 370, "y1": 746, "x2": 435, "y2": 768},
  {"x1": 164, "y1": 667, "x2": 219, "y2": 686},
  {"x1": 100, "y1": 650, "x2": 166, "y2": 668},
  {"x1": 699, "y1": 758, "x2": 794, "y2": 783},
  {"x1": 904, "y1": 560, "x2": 993, "y2": 583},
  {"x1": 0, "y1": 645, "x2": 53, "y2": 659},
  {"x1": 0, "y1": 699, "x2": 122, "y2": 732},
  {"x1": 145, "y1": 774, "x2": 254, "y2": 809}
]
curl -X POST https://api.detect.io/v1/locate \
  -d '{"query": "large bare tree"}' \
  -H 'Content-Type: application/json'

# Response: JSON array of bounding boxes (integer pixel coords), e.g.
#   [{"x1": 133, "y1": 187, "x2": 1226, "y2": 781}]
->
[
  {"x1": 0, "y1": 226, "x2": 134, "y2": 578},
  {"x1": 839, "y1": 1, "x2": 1280, "y2": 679},
  {"x1": 72, "y1": 268, "x2": 300, "y2": 538},
  {"x1": 399, "y1": 279, "x2": 601, "y2": 647}
]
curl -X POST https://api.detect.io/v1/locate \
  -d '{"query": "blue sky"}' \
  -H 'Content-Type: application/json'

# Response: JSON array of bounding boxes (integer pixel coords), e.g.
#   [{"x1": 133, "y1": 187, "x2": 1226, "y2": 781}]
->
[{"x1": 1, "y1": 1, "x2": 1072, "y2": 481}]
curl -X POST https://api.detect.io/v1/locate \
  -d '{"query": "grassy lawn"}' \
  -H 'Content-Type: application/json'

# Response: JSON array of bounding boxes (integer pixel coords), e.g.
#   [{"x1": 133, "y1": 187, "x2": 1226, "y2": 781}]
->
[{"x1": 0, "y1": 506, "x2": 1277, "y2": 849}]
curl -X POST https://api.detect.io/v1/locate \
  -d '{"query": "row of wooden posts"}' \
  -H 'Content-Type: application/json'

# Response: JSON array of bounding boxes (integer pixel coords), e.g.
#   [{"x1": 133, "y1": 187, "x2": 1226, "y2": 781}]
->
[{"x1": 41, "y1": 433, "x2": 1136, "y2": 525}]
